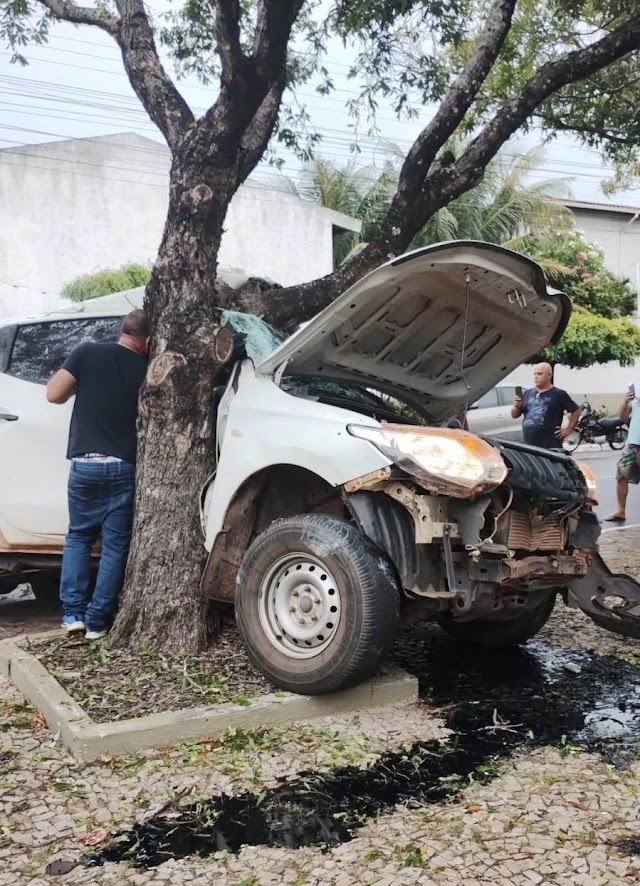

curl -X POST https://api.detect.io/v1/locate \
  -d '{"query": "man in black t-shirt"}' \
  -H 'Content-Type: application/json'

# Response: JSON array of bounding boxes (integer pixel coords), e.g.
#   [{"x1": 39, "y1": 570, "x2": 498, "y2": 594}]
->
[
  {"x1": 46, "y1": 310, "x2": 149, "y2": 639},
  {"x1": 511, "y1": 363, "x2": 580, "y2": 450}
]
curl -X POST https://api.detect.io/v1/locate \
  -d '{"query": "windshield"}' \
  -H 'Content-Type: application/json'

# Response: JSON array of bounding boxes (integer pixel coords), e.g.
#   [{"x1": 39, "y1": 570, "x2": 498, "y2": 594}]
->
[
  {"x1": 220, "y1": 310, "x2": 284, "y2": 364},
  {"x1": 220, "y1": 309, "x2": 424, "y2": 423}
]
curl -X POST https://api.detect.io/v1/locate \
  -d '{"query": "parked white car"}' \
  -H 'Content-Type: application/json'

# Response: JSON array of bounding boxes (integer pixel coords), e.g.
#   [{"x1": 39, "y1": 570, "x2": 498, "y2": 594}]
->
[
  {"x1": 3, "y1": 241, "x2": 640, "y2": 695},
  {"x1": 466, "y1": 385, "x2": 523, "y2": 440}
]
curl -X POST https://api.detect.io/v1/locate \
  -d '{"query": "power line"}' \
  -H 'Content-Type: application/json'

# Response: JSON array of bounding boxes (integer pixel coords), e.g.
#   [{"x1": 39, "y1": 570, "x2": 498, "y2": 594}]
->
[
  {"x1": 10, "y1": 38, "x2": 633, "y2": 163},
  {"x1": 0, "y1": 106, "x2": 624, "y2": 184},
  {"x1": 0, "y1": 48, "x2": 371, "y2": 111},
  {"x1": 0, "y1": 62, "x2": 625, "y2": 172},
  {"x1": 43, "y1": 29, "x2": 359, "y2": 73},
  {"x1": 3, "y1": 34, "x2": 627, "y2": 172},
  {"x1": 0, "y1": 136, "x2": 619, "y2": 195},
  {"x1": 0, "y1": 95, "x2": 625, "y2": 182}
]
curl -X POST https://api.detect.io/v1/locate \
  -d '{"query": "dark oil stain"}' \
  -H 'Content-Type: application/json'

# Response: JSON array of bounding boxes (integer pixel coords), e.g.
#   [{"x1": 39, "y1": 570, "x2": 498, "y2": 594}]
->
[
  {"x1": 81, "y1": 627, "x2": 640, "y2": 869},
  {"x1": 615, "y1": 837, "x2": 640, "y2": 858}
]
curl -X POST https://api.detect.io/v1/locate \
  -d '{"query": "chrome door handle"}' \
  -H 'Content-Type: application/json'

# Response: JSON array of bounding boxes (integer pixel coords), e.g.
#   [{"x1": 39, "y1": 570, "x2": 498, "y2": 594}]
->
[{"x1": 0, "y1": 413, "x2": 18, "y2": 421}]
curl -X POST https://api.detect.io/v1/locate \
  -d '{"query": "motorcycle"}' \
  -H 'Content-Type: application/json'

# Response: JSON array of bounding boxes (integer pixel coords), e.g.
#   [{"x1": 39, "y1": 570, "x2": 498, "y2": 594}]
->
[{"x1": 563, "y1": 400, "x2": 628, "y2": 453}]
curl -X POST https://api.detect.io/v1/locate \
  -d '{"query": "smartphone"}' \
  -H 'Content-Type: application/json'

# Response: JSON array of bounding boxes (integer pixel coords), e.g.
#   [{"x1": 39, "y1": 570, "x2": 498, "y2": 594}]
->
[
  {"x1": 515, "y1": 385, "x2": 523, "y2": 398},
  {"x1": 629, "y1": 383, "x2": 636, "y2": 398}
]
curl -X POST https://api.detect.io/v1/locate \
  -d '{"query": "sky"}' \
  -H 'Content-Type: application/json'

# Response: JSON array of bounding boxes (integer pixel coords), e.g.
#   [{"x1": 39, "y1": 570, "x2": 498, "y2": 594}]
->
[{"x1": 2, "y1": 8, "x2": 640, "y2": 216}]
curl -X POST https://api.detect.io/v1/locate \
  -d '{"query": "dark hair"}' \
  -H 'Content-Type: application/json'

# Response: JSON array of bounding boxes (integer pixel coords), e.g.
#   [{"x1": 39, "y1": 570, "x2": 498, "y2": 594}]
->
[{"x1": 120, "y1": 309, "x2": 149, "y2": 339}]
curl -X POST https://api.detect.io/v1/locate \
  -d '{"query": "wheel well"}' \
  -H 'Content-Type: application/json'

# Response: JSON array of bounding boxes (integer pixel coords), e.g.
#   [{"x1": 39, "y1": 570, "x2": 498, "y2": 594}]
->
[{"x1": 200, "y1": 465, "x2": 341, "y2": 602}]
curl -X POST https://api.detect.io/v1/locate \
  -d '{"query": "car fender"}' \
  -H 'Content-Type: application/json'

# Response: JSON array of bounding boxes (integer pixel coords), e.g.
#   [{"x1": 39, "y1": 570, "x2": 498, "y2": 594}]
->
[{"x1": 202, "y1": 367, "x2": 392, "y2": 552}]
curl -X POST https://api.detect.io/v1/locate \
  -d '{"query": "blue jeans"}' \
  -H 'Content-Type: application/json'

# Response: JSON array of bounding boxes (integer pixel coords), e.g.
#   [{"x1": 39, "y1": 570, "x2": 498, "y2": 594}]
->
[{"x1": 60, "y1": 460, "x2": 135, "y2": 630}]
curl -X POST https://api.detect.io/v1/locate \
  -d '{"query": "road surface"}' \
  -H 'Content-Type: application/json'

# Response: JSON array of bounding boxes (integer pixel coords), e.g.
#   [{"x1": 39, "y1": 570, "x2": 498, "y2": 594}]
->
[{"x1": 579, "y1": 447, "x2": 640, "y2": 529}]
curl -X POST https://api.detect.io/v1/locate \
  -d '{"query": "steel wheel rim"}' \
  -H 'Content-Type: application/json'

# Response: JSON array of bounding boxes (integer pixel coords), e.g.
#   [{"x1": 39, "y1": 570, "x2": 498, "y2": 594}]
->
[{"x1": 258, "y1": 552, "x2": 342, "y2": 659}]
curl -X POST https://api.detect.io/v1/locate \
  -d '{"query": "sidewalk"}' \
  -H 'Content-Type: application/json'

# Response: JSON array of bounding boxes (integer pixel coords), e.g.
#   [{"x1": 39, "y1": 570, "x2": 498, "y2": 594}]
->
[{"x1": 2, "y1": 531, "x2": 640, "y2": 885}]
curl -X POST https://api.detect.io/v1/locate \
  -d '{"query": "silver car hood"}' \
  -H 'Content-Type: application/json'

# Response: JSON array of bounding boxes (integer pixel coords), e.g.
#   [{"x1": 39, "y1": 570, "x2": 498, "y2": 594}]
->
[{"x1": 257, "y1": 241, "x2": 571, "y2": 423}]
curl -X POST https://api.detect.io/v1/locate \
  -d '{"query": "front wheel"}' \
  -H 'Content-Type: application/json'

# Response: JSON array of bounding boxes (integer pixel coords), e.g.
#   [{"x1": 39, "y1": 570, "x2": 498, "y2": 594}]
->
[
  {"x1": 609, "y1": 426, "x2": 628, "y2": 450},
  {"x1": 563, "y1": 429, "x2": 582, "y2": 453},
  {"x1": 437, "y1": 593, "x2": 556, "y2": 648},
  {"x1": 235, "y1": 514, "x2": 400, "y2": 695}
]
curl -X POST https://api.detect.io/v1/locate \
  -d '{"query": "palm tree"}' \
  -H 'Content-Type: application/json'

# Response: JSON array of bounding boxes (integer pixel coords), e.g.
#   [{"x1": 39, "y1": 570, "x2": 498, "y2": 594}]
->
[
  {"x1": 281, "y1": 145, "x2": 575, "y2": 276},
  {"x1": 416, "y1": 145, "x2": 574, "y2": 277},
  {"x1": 279, "y1": 156, "x2": 398, "y2": 265}
]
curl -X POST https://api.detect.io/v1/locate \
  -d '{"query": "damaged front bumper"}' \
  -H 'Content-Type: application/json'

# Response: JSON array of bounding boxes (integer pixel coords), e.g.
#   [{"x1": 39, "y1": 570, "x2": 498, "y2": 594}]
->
[
  {"x1": 344, "y1": 438, "x2": 640, "y2": 640},
  {"x1": 566, "y1": 553, "x2": 640, "y2": 639}
]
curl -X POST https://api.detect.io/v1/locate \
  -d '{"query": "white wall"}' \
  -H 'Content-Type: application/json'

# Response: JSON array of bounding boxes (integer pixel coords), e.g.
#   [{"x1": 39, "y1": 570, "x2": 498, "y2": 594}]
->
[
  {"x1": 0, "y1": 133, "x2": 354, "y2": 320},
  {"x1": 571, "y1": 207, "x2": 640, "y2": 297},
  {"x1": 0, "y1": 134, "x2": 170, "y2": 318}
]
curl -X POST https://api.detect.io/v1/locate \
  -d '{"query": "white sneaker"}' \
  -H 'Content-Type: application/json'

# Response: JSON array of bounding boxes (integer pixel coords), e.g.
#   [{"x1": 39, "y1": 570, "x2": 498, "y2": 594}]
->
[
  {"x1": 85, "y1": 629, "x2": 107, "y2": 641},
  {"x1": 61, "y1": 615, "x2": 85, "y2": 633}
]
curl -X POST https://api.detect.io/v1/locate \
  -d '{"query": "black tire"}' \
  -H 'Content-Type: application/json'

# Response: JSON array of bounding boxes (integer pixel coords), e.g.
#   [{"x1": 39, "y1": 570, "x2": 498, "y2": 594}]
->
[
  {"x1": 438, "y1": 593, "x2": 556, "y2": 648},
  {"x1": 609, "y1": 426, "x2": 628, "y2": 450},
  {"x1": 235, "y1": 514, "x2": 400, "y2": 695},
  {"x1": 0, "y1": 575, "x2": 19, "y2": 595},
  {"x1": 563, "y1": 429, "x2": 582, "y2": 453}
]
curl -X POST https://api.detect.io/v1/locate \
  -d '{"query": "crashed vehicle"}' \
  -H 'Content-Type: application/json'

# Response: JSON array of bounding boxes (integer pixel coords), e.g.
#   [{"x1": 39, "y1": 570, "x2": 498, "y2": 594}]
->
[
  {"x1": 203, "y1": 241, "x2": 640, "y2": 694},
  {"x1": 2, "y1": 241, "x2": 640, "y2": 695}
]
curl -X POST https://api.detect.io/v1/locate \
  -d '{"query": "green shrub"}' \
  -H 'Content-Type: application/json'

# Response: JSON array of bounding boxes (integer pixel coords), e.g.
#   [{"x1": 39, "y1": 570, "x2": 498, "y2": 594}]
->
[{"x1": 62, "y1": 263, "x2": 152, "y2": 302}]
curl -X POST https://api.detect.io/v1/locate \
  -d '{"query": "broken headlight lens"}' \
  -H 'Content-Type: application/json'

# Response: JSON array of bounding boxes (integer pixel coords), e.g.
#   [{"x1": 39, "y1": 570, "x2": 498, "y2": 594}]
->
[
  {"x1": 575, "y1": 460, "x2": 598, "y2": 504},
  {"x1": 348, "y1": 424, "x2": 508, "y2": 497}
]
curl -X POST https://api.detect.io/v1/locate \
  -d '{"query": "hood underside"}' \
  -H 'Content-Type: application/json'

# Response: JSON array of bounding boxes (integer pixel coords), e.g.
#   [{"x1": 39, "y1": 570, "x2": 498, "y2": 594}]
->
[{"x1": 257, "y1": 241, "x2": 571, "y2": 423}]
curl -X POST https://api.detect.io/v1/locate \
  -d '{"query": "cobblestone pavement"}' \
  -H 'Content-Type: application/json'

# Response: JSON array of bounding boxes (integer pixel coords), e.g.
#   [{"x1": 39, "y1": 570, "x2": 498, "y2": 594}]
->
[{"x1": 2, "y1": 532, "x2": 640, "y2": 886}]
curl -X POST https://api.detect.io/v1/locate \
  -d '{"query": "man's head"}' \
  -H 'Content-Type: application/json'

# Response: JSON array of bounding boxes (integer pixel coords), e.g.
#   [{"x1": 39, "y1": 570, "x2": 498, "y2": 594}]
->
[
  {"x1": 119, "y1": 310, "x2": 150, "y2": 356},
  {"x1": 533, "y1": 362, "x2": 553, "y2": 391}
]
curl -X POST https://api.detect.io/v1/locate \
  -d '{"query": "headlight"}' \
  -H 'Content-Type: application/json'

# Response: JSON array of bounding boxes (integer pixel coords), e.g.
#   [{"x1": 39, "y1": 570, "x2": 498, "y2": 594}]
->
[
  {"x1": 348, "y1": 424, "x2": 508, "y2": 497},
  {"x1": 575, "y1": 460, "x2": 598, "y2": 504}
]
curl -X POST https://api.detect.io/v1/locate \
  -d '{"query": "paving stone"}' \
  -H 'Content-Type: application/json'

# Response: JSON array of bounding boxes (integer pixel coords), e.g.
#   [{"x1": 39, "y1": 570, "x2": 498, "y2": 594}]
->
[{"x1": 2, "y1": 535, "x2": 640, "y2": 885}]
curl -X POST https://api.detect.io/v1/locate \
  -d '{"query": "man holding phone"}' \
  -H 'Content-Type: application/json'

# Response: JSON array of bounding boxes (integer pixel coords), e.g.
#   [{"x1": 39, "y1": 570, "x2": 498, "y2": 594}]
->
[
  {"x1": 511, "y1": 363, "x2": 580, "y2": 450},
  {"x1": 605, "y1": 383, "x2": 640, "y2": 522}
]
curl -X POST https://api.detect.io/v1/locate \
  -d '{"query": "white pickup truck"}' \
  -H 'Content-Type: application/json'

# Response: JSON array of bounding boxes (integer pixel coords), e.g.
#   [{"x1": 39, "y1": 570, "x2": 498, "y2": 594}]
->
[{"x1": 2, "y1": 241, "x2": 639, "y2": 694}]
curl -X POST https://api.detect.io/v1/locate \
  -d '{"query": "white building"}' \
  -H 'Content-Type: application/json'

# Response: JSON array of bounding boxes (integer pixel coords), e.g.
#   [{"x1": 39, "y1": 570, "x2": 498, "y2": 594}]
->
[
  {"x1": 0, "y1": 133, "x2": 360, "y2": 319},
  {"x1": 557, "y1": 198, "x2": 640, "y2": 300},
  {"x1": 504, "y1": 198, "x2": 640, "y2": 408}
]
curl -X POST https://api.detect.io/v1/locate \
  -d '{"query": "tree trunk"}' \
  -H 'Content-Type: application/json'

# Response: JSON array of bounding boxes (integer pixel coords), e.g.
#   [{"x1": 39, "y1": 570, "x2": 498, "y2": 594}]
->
[{"x1": 109, "y1": 149, "x2": 235, "y2": 653}]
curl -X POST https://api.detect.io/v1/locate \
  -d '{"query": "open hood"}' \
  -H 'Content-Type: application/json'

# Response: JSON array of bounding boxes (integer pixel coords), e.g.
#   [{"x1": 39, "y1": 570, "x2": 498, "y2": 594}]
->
[{"x1": 257, "y1": 241, "x2": 571, "y2": 423}]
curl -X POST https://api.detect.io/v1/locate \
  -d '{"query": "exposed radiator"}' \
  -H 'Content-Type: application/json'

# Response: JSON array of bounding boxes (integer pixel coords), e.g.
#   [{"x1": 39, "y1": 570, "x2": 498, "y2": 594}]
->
[{"x1": 506, "y1": 511, "x2": 566, "y2": 552}]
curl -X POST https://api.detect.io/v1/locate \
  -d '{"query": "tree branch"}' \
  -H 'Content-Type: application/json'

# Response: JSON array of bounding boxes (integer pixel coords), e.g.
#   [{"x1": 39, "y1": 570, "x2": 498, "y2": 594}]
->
[
  {"x1": 394, "y1": 0, "x2": 517, "y2": 200},
  {"x1": 239, "y1": 15, "x2": 640, "y2": 330},
  {"x1": 440, "y1": 18, "x2": 640, "y2": 206},
  {"x1": 254, "y1": 0, "x2": 305, "y2": 75},
  {"x1": 35, "y1": 0, "x2": 118, "y2": 34},
  {"x1": 193, "y1": 0, "x2": 304, "y2": 183},
  {"x1": 113, "y1": 0, "x2": 194, "y2": 149},
  {"x1": 548, "y1": 118, "x2": 637, "y2": 146},
  {"x1": 32, "y1": 0, "x2": 193, "y2": 147},
  {"x1": 214, "y1": 0, "x2": 246, "y2": 82}
]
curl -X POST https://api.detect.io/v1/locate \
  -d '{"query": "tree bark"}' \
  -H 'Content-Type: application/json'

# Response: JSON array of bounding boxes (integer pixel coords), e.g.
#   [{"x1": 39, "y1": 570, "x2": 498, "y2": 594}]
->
[{"x1": 109, "y1": 150, "x2": 235, "y2": 652}]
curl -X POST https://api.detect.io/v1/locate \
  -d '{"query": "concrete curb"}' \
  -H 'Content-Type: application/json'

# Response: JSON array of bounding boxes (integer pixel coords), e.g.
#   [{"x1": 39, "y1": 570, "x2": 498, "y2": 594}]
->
[{"x1": 0, "y1": 635, "x2": 419, "y2": 762}]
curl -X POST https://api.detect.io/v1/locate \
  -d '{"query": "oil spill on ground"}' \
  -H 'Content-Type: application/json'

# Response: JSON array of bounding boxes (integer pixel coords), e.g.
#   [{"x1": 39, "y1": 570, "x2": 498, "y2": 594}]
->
[
  {"x1": 83, "y1": 629, "x2": 640, "y2": 868},
  {"x1": 614, "y1": 837, "x2": 640, "y2": 857}
]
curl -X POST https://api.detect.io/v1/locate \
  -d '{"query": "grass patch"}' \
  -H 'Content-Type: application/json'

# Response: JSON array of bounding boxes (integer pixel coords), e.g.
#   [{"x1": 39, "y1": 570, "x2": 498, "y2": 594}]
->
[{"x1": 29, "y1": 626, "x2": 273, "y2": 722}]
